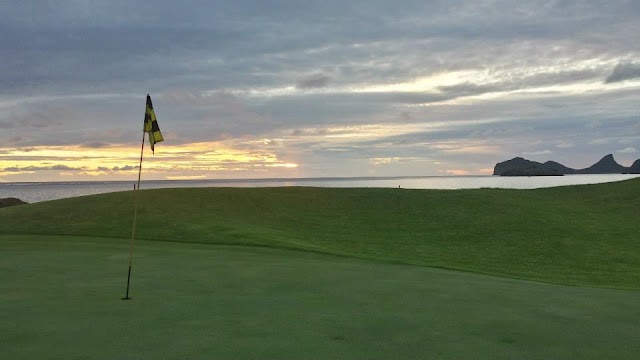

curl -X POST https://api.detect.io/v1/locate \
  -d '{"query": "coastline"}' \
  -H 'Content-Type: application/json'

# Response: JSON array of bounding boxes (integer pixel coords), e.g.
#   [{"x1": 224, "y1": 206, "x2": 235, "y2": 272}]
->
[{"x1": 2, "y1": 174, "x2": 640, "y2": 204}]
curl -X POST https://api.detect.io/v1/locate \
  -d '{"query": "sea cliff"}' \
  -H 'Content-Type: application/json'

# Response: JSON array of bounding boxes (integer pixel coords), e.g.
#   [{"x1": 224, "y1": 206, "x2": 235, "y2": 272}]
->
[{"x1": 494, "y1": 154, "x2": 639, "y2": 176}]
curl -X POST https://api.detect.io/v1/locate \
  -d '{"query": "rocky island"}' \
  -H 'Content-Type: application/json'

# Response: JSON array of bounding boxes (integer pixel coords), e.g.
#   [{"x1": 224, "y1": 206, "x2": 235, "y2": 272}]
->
[{"x1": 494, "y1": 154, "x2": 640, "y2": 176}]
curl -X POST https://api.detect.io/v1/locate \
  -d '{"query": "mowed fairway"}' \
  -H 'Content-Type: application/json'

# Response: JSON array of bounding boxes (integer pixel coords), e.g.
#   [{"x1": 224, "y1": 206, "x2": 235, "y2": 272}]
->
[{"x1": 1, "y1": 180, "x2": 640, "y2": 358}]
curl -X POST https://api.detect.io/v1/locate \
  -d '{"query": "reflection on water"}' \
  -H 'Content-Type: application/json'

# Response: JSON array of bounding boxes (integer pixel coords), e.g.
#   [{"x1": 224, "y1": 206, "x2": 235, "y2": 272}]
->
[{"x1": 1, "y1": 174, "x2": 639, "y2": 203}]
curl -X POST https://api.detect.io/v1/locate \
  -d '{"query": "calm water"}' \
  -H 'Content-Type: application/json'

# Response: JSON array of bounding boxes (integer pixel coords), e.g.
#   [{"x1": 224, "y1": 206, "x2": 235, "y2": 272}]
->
[{"x1": 1, "y1": 174, "x2": 639, "y2": 203}]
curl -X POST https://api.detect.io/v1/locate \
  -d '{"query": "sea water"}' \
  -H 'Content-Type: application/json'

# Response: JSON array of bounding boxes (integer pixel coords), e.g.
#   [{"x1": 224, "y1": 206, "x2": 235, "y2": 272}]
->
[{"x1": 1, "y1": 174, "x2": 639, "y2": 203}]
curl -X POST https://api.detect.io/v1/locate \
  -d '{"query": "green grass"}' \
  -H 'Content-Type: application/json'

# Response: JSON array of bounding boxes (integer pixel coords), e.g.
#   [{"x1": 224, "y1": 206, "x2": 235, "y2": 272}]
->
[
  {"x1": 1, "y1": 179, "x2": 639, "y2": 288},
  {"x1": 2, "y1": 181, "x2": 640, "y2": 358},
  {"x1": 2, "y1": 235, "x2": 639, "y2": 359}
]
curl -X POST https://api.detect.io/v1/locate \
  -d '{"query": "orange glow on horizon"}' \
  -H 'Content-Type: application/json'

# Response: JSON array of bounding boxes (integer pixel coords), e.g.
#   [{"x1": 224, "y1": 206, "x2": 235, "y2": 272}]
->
[{"x1": 0, "y1": 141, "x2": 299, "y2": 181}]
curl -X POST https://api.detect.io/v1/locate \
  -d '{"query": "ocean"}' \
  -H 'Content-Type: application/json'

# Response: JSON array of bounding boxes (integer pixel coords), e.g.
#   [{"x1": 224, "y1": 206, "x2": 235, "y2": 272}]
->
[{"x1": 1, "y1": 174, "x2": 639, "y2": 204}]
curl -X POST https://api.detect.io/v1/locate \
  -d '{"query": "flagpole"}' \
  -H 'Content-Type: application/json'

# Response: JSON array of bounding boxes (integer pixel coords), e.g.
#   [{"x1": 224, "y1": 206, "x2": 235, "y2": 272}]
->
[{"x1": 123, "y1": 129, "x2": 146, "y2": 300}]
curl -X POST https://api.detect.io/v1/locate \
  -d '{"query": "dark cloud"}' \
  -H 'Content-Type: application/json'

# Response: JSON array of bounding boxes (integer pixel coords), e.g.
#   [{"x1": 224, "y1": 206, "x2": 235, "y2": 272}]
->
[
  {"x1": 2, "y1": 137, "x2": 27, "y2": 146},
  {"x1": 296, "y1": 74, "x2": 331, "y2": 89},
  {"x1": 438, "y1": 83, "x2": 503, "y2": 97},
  {"x1": 3, "y1": 106, "x2": 73, "y2": 130},
  {"x1": 112, "y1": 165, "x2": 138, "y2": 171},
  {"x1": 81, "y1": 141, "x2": 110, "y2": 148},
  {"x1": 605, "y1": 62, "x2": 640, "y2": 83},
  {"x1": 290, "y1": 128, "x2": 328, "y2": 137},
  {"x1": 3, "y1": 164, "x2": 84, "y2": 172}
]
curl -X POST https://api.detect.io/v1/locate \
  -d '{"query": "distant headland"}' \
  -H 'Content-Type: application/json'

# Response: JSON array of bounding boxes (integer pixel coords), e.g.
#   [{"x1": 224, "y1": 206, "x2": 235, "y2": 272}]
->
[{"x1": 493, "y1": 154, "x2": 640, "y2": 176}]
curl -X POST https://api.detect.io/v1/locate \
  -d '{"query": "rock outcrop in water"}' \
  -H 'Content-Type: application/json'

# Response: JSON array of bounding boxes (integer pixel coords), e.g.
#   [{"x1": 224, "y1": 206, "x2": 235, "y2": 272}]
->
[
  {"x1": 0, "y1": 197, "x2": 28, "y2": 208},
  {"x1": 494, "y1": 154, "x2": 639, "y2": 176}
]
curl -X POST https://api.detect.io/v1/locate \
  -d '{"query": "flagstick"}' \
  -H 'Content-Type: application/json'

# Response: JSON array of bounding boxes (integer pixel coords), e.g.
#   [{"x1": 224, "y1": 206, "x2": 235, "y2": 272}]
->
[{"x1": 123, "y1": 130, "x2": 146, "y2": 300}]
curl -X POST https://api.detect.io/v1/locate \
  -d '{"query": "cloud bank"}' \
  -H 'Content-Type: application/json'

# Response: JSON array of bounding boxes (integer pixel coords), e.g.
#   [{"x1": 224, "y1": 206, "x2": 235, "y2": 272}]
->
[{"x1": 1, "y1": 1, "x2": 640, "y2": 181}]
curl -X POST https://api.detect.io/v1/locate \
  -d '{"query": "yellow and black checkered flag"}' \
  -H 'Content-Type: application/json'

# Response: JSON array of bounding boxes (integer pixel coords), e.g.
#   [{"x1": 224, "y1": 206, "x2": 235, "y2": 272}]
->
[{"x1": 144, "y1": 94, "x2": 164, "y2": 153}]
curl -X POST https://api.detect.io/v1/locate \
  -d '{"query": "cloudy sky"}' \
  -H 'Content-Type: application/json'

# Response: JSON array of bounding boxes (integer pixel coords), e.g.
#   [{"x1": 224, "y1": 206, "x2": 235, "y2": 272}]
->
[{"x1": 1, "y1": 0, "x2": 639, "y2": 182}]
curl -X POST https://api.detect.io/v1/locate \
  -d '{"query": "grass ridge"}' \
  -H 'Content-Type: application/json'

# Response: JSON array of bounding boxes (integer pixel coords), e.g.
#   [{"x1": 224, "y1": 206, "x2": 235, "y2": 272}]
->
[{"x1": 2, "y1": 179, "x2": 639, "y2": 289}]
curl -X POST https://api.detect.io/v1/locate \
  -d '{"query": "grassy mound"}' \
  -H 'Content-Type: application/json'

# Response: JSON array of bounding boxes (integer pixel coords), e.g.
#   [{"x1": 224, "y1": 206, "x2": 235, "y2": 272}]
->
[{"x1": 1, "y1": 179, "x2": 639, "y2": 288}]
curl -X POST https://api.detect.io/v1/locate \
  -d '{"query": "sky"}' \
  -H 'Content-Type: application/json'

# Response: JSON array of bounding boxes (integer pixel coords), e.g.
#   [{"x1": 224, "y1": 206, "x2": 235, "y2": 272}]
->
[{"x1": 1, "y1": 0, "x2": 639, "y2": 182}]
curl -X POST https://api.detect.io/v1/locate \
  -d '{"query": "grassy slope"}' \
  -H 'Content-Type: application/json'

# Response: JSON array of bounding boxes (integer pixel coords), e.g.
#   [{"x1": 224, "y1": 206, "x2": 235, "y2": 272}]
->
[
  {"x1": 2, "y1": 236, "x2": 639, "y2": 360},
  {"x1": 1, "y1": 179, "x2": 639, "y2": 288}
]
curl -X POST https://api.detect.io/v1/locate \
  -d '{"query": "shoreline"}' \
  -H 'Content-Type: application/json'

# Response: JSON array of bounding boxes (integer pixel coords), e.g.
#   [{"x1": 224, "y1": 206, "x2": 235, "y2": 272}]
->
[{"x1": 2, "y1": 174, "x2": 639, "y2": 204}]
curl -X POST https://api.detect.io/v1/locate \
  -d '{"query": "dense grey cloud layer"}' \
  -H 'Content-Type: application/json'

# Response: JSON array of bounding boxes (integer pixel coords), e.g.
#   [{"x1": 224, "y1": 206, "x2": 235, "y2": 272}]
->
[
  {"x1": 1, "y1": 0, "x2": 640, "y2": 180},
  {"x1": 606, "y1": 62, "x2": 640, "y2": 83}
]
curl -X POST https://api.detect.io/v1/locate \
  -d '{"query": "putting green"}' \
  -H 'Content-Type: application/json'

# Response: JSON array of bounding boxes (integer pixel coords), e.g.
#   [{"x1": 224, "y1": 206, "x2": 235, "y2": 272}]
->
[{"x1": 2, "y1": 235, "x2": 639, "y2": 359}]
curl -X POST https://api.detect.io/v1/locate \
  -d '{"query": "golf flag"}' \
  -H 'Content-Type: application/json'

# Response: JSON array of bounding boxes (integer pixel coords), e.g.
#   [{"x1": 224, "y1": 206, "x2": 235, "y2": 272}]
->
[{"x1": 144, "y1": 94, "x2": 163, "y2": 153}]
